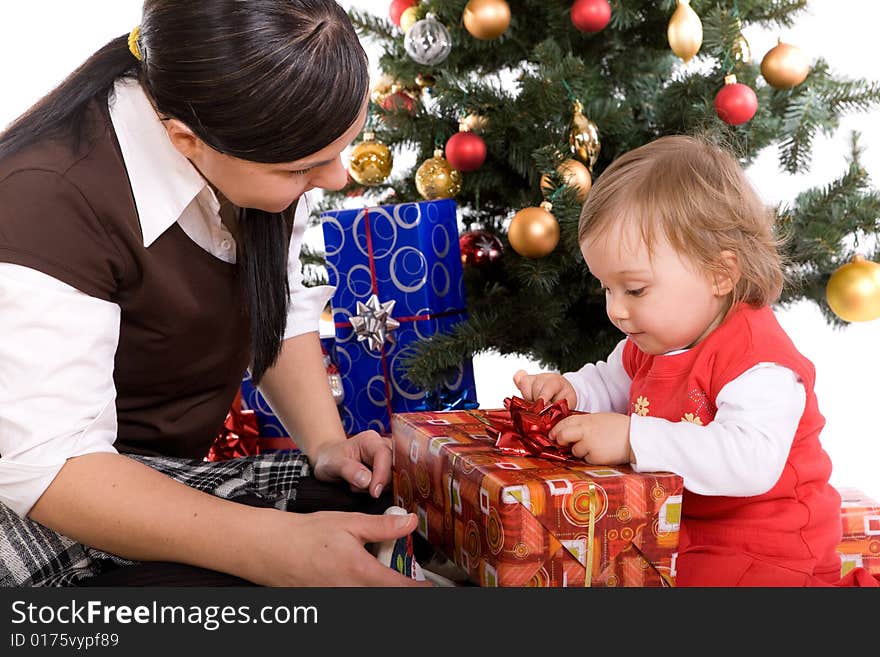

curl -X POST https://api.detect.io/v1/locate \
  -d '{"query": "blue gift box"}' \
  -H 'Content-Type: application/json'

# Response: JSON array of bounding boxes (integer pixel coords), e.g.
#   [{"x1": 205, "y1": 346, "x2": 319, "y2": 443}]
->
[
  {"x1": 240, "y1": 336, "x2": 342, "y2": 438},
  {"x1": 321, "y1": 199, "x2": 478, "y2": 435}
]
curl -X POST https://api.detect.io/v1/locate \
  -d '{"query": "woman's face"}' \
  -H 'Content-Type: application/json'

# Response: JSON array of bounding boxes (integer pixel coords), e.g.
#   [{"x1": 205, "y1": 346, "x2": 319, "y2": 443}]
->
[{"x1": 167, "y1": 97, "x2": 368, "y2": 213}]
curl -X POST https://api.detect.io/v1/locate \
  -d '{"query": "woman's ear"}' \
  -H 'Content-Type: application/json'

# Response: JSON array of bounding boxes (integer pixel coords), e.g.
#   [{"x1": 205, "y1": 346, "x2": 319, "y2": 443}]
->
[
  {"x1": 162, "y1": 118, "x2": 202, "y2": 160},
  {"x1": 713, "y1": 250, "x2": 741, "y2": 296}
]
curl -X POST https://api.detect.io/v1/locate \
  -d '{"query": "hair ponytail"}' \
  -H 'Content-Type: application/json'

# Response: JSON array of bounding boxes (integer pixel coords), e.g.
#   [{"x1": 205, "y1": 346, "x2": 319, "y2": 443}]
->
[
  {"x1": 0, "y1": 35, "x2": 137, "y2": 159},
  {"x1": 238, "y1": 208, "x2": 291, "y2": 384}
]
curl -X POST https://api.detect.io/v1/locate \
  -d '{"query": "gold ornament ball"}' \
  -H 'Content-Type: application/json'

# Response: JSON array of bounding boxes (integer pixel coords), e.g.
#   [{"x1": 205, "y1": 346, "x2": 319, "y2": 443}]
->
[
  {"x1": 825, "y1": 255, "x2": 880, "y2": 323},
  {"x1": 558, "y1": 159, "x2": 592, "y2": 203},
  {"x1": 348, "y1": 133, "x2": 393, "y2": 187},
  {"x1": 570, "y1": 101, "x2": 601, "y2": 170},
  {"x1": 761, "y1": 39, "x2": 810, "y2": 89},
  {"x1": 540, "y1": 159, "x2": 592, "y2": 203},
  {"x1": 400, "y1": 6, "x2": 419, "y2": 33},
  {"x1": 463, "y1": 0, "x2": 511, "y2": 40},
  {"x1": 370, "y1": 74, "x2": 398, "y2": 106},
  {"x1": 462, "y1": 113, "x2": 489, "y2": 134},
  {"x1": 415, "y1": 149, "x2": 462, "y2": 200},
  {"x1": 667, "y1": 0, "x2": 703, "y2": 65},
  {"x1": 733, "y1": 33, "x2": 751, "y2": 64},
  {"x1": 508, "y1": 202, "x2": 560, "y2": 259}
]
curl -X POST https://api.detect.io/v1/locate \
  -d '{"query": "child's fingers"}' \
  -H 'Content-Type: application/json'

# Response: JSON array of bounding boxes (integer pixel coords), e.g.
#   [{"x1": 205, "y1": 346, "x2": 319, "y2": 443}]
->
[
  {"x1": 513, "y1": 370, "x2": 534, "y2": 399},
  {"x1": 549, "y1": 417, "x2": 584, "y2": 445},
  {"x1": 536, "y1": 378, "x2": 567, "y2": 404},
  {"x1": 570, "y1": 441, "x2": 591, "y2": 461},
  {"x1": 545, "y1": 381, "x2": 566, "y2": 403}
]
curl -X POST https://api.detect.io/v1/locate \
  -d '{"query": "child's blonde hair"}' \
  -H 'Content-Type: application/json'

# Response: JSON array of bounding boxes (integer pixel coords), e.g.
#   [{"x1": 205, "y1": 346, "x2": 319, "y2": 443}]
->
[{"x1": 578, "y1": 134, "x2": 786, "y2": 307}]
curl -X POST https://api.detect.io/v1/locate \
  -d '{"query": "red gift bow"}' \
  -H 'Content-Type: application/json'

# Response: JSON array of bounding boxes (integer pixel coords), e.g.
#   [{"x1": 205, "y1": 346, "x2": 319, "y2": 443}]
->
[
  {"x1": 483, "y1": 396, "x2": 583, "y2": 461},
  {"x1": 207, "y1": 390, "x2": 261, "y2": 461}
]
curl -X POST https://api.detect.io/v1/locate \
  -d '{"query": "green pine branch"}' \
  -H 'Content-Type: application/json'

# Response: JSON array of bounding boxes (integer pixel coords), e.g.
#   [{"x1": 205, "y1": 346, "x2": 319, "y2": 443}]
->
[{"x1": 312, "y1": 1, "x2": 880, "y2": 389}]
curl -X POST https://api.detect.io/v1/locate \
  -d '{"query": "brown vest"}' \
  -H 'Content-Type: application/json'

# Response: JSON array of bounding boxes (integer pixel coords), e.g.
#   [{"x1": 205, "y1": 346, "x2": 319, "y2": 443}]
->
[{"x1": 0, "y1": 98, "x2": 255, "y2": 458}]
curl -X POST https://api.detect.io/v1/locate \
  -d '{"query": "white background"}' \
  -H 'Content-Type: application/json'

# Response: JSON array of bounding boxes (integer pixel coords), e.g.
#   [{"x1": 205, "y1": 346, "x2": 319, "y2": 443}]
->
[{"x1": 1, "y1": 1, "x2": 877, "y2": 500}]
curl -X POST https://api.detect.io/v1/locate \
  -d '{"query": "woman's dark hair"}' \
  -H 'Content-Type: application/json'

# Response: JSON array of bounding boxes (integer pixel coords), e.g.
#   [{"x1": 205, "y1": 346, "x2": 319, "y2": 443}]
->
[{"x1": 0, "y1": 0, "x2": 369, "y2": 385}]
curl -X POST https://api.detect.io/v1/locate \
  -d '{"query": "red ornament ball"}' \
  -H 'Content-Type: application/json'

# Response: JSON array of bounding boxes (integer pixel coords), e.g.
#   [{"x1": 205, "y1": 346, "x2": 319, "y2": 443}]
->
[
  {"x1": 445, "y1": 131, "x2": 487, "y2": 172},
  {"x1": 389, "y1": 0, "x2": 417, "y2": 27},
  {"x1": 460, "y1": 230, "x2": 504, "y2": 267},
  {"x1": 380, "y1": 90, "x2": 417, "y2": 115},
  {"x1": 571, "y1": 0, "x2": 611, "y2": 33},
  {"x1": 714, "y1": 78, "x2": 758, "y2": 126}
]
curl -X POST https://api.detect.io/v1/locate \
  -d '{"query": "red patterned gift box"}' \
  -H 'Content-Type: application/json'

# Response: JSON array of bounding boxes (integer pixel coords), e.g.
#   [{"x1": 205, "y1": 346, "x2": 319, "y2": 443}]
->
[
  {"x1": 837, "y1": 487, "x2": 880, "y2": 577},
  {"x1": 391, "y1": 409, "x2": 683, "y2": 587}
]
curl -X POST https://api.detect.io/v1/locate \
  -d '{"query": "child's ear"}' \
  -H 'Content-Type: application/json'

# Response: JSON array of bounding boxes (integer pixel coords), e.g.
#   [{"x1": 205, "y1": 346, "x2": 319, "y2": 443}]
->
[{"x1": 713, "y1": 250, "x2": 741, "y2": 296}]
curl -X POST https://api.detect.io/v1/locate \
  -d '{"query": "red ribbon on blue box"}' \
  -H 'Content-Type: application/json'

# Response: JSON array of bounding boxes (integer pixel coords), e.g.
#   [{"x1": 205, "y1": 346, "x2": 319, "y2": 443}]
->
[{"x1": 321, "y1": 200, "x2": 478, "y2": 435}]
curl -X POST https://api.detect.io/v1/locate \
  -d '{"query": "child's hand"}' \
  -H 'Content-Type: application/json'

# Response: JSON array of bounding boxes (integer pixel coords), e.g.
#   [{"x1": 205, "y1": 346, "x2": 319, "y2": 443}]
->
[
  {"x1": 549, "y1": 413, "x2": 633, "y2": 465},
  {"x1": 513, "y1": 370, "x2": 577, "y2": 408}
]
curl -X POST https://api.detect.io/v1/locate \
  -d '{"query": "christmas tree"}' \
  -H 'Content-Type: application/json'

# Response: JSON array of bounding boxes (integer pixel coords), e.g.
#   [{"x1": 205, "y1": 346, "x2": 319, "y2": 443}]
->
[{"x1": 315, "y1": 0, "x2": 880, "y2": 390}]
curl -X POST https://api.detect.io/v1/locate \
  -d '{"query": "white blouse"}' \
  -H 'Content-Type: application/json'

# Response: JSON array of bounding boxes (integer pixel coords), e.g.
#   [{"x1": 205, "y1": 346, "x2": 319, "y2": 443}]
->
[{"x1": 0, "y1": 79, "x2": 334, "y2": 517}]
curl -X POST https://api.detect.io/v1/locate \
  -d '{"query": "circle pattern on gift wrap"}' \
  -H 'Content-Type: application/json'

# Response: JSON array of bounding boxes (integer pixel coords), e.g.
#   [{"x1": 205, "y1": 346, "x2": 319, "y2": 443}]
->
[
  {"x1": 321, "y1": 214, "x2": 345, "y2": 258},
  {"x1": 651, "y1": 482, "x2": 666, "y2": 502},
  {"x1": 393, "y1": 201, "x2": 423, "y2": 229},
  {"x1": 432, "y1": 222, "x2": 450, "y2": 258},
  {"x1": 512, "y1": 542, "x2": 530, "y2": 560},
  {"x1": 487, "y1": 507, "x2": 504, "y2": 555},
  {"x1": 528, "y1": 568, "x2": 550, "y2": 587},
  {"x1": 415, "y1": 462, "x2": 430, "y2": 498},
  {"x1": 366, "y1": 374, "x2": 389, "y2": 406},
  {"x1": 353, "y1": 207, "x2": 397, "y2": 260},
  {"x1": 430, "y1": 262, "x2": 450, "y2": 298},
  {"x1": 398, "y1": 471, "x2": 413, "y2": 508},
  {"x1": 389, "y1": 246, "x2": 428, "y2": 293},
  {"x1": 442, "y1": 363, "x2": 465, "y2": 391},
  {"x1": 345, "y1": 264, "x2": 375, "y2": 300},
  {"x1": 410, "y1": 308, "x2": 438, "y2": 341},
  {"x1": 562, "y1": 484, "x2": 608, "y2": 526},
  {"x1": 464, "y1": 520, "x2": 481, "y2": 559}
]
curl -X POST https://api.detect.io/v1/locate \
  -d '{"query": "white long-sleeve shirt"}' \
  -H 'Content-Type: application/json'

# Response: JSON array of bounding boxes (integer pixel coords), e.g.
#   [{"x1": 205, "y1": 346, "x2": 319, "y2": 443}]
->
[
  {"x1": 0, "y1": 79, "x2": 334, "y2": 517},
  {"x1": 563, "y1": 338, "x2": 807, "y2": 497}
]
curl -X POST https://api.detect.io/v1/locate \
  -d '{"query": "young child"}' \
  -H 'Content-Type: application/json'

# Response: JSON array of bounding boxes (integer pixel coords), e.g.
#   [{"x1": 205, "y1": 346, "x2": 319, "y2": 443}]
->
[{"x1": 514, "y1": 135, "x2": 876, "y2": 587}]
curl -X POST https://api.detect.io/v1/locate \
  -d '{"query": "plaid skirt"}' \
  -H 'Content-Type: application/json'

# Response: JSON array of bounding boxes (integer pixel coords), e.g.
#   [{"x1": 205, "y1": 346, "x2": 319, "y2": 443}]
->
[{"x1": 0, "y1": 451, "x2": 310, "y2": 587}]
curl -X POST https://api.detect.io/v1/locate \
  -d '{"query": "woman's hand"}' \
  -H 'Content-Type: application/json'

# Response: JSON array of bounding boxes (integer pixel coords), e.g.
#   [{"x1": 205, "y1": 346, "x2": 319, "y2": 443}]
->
[
  {"x1": 310, "y1": 430, "x2": 392, "y2": 498},
  {"x1": 251, "y1": 508, "x2": 433, "y2": 587}
]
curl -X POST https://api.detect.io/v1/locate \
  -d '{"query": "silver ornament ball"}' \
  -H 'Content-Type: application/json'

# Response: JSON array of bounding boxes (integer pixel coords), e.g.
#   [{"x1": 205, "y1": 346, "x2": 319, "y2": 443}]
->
[{"x1": 404, "y1": 14, "x2": 452, "y2": 66}]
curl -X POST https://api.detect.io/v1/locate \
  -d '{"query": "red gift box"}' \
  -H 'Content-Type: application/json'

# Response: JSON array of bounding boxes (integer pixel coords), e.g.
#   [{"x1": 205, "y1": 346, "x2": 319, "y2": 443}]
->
[
  {"x1": 837, "y1": 487, "x2": 880, "y2": 577},
  {"x1": 391, "y1": 408, "x2": 683, "y2": 587}
]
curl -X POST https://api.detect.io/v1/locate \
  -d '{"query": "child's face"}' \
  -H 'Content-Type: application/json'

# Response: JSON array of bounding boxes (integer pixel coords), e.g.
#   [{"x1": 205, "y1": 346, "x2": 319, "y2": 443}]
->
[
  {"x1": 166, "y1": 97, "x2": 368, "y2": 214},
  {"x1": 581, "y1": 222, "x2": 730, "y2": 355}
]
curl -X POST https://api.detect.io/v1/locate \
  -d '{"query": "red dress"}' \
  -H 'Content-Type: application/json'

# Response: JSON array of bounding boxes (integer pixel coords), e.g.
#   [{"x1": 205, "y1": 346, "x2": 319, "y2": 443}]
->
[{"x1": 622, "y1": 304, "x2": 878, "y2": 586}]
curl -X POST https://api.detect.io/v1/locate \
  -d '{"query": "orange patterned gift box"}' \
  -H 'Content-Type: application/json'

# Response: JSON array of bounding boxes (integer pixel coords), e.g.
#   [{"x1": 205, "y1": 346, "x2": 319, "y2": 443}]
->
[
  {"x1": 837, "y1": 487, "x2": 880, "y2": 577},
  {"x1": 391, "y1": 409, "x2": 683, "y2": 587}
]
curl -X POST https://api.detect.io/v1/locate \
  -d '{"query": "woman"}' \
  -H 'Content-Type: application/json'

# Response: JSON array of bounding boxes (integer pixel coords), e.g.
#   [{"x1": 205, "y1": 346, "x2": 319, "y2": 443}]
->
[{"x1": 0, "y1": 0, "x2": 426, "y2": 587}]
